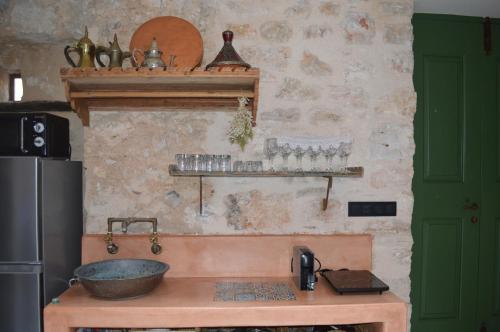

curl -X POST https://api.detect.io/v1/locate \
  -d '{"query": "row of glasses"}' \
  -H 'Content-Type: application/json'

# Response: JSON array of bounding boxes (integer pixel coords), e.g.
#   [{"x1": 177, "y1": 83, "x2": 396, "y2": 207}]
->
[
  {"x1": 263, "y1": 138, "x2": 353, "y2": 172},
  {"x1": 233, "y1": 160, "x2": 264, "y2": 172},
  {"x1": 175, "y1": 154, "x2": 231, "y2": 172}
]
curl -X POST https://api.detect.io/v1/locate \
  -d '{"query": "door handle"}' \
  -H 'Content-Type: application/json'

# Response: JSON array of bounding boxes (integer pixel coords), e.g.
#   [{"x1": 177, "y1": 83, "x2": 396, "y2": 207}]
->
[
  {"x1": 464, "y1": 202, "x2": 479, "y2": 211},
  {"x1": 20, "y1": 116, "x2": 28, "y2": 153}
]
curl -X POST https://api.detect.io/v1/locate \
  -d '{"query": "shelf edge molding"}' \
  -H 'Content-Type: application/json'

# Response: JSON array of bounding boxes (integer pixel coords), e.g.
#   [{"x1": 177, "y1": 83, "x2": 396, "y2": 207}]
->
[{"x1": 60, "y1": 67, "x2": 260, "y2": 126}]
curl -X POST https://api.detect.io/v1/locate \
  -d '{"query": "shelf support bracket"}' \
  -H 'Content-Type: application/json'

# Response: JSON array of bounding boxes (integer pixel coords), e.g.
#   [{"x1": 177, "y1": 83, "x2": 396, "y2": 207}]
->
[{"x1": 322, "y1": 176, "x2": 333, "y2": 210}]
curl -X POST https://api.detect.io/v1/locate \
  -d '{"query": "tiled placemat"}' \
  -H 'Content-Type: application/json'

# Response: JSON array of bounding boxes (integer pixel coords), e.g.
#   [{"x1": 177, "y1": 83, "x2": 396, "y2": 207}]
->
[{"x1": 214, "y1": 282, "x2": 296, "y2": 302}]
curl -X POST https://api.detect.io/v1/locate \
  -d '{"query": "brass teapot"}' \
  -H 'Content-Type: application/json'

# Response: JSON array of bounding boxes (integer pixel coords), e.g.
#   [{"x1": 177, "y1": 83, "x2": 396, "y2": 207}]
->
[
  {"x1": 96, "y1": 34, "x2": 132, "y2": 68},
  {"x1": 132, "y1": 38, "x2": 166, "y2": 68},
  {"x1": 64, "y1": 26, "x2": 96, "y2": 68}
]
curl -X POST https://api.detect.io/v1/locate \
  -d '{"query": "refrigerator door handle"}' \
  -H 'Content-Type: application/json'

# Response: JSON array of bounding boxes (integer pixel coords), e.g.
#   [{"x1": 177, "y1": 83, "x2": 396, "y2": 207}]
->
[
  {"x1": 0, "y1": 262, "x2": 42, "y2": 274},
  {"x1": 20, "y1": 116, "x2": 28, "y2": 153}
]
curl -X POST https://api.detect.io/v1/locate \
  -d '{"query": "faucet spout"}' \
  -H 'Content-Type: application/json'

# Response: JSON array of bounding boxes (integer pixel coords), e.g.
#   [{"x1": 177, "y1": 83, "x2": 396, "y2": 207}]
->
[{"x1": 105, "y1": 218, "x2": 161, "y2": 255}]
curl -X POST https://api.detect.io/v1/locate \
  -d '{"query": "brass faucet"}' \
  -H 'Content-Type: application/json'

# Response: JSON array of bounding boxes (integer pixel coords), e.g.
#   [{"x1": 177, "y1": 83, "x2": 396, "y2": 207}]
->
[{"x1": 104, "y1": 218, "x2": 162, "y2": 255}]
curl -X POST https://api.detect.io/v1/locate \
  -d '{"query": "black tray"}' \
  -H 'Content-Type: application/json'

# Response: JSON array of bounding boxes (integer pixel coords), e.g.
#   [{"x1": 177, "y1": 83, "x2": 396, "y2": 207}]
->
[{"x1": 320, "y1": 269, "x2": 389, "y2": 295}]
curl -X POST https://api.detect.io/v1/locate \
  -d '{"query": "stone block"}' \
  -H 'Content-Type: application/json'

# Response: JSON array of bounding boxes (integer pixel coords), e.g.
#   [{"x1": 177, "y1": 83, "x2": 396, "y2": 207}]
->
[
  {"x1": 384, "y1": 24, "x2": 412, "y2": 44},
  {"x1": 329, "y1": 85, "x2": 368, "y2": 108},
  {"x1": 369, "y1": 124, "x2": 406, "y2": 160},
  {"x1": 389, "y1": 50, "x2": 413, "y2": 73},
  {"x1": 276, "y1": 77, "x2": 321, "y2": 101},
  {"x1": 319, "y1": 1, "x2": 340, "y2": 16},
  {"x1": 309, "y1": 109, "x2": 342, "y2": 125},
  {"x1": 260, "y1": 21, "x2": 293, "y2": 42},
  {"x1": 343, "y1": 12, "x2": 376, "y2": 44},
  {"x1": 300, "y1": 52, "x2": 332, "y2": 76},
  {"x1": 303, "y1": 24, "x2": 333, "y2": 39},
  {"x1": 226, "y1": 23, "x2": 257, "y2": 38},
  {"x1": 261, "y1": 108, "x2": 301, "y2": 122},
  {"x1": 239, "y1": 46, "x2": 291, "y2": 71},
  {"x1": 380, "y1": 2, "x2": 413, "y2": 16},
  {"x1": 285, "y1": 0, "x2": 312, "y2": 17}
]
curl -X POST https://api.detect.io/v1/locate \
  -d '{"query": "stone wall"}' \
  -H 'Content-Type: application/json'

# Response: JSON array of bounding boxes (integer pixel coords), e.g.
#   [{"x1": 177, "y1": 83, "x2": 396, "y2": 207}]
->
[{"x1": 0, "y1": 0, "x2": 416, "y2": 301}]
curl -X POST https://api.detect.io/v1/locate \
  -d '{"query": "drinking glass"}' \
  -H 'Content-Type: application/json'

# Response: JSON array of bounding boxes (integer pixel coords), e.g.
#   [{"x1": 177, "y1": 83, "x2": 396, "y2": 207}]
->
[
  {"x1": 193, "y1": 154, "x2": 203, "y2": 172},
  {"x1": 306, "y1": 146, "x2": 321, "y2": 171},
  {"x1": 233, "y1": 161, "x2": 244, "y2": 172},
  {"x1": 221, "y1": 155, "x2": 231, "y2": 172},
  {"x1": 293, "y1": 146, "x2": 306, "y2": 171},
  {"x1": 244, "y1": 161, "x2": 253, "y2": 172},
  {"x1": 263, "y1": 138, "x2": 279, "y2": 171},
  {"x1": 279, "y1": 143, "x2": 293, "y2": 171},
  {"x1": 338, "y1": 142, "x2": 352, "y2": 172},
  {"x1": 175, "y1": 154, "x2": 187, "y2": 171},
  {"x1": 323, "y1": 145, "x2": 337, "y2": 171},
  {"x1": 253, "y1": 161, "x2": 264, "y2": 172},
  {"x1": 205, "y1": 155, "x2": 214, "y2": 172}
]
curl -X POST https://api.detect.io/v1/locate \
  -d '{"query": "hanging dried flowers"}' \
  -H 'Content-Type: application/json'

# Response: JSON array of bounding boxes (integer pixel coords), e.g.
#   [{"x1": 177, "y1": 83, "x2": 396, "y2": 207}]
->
[{"x1": 227, "y1": 96, "x2": 253, "y2": 150}]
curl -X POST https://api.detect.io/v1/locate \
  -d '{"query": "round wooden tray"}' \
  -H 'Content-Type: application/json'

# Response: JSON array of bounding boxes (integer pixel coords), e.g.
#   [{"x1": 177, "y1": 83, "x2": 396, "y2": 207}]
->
[{"x1": 129, "y1": 16, "x2": 203, "y2": 68}]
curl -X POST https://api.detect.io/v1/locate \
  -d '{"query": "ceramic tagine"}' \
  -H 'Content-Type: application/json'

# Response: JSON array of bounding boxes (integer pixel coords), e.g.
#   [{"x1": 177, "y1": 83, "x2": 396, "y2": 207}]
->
[{"x1": 206, "y1": 30, "x2": 251, "y2": 69}]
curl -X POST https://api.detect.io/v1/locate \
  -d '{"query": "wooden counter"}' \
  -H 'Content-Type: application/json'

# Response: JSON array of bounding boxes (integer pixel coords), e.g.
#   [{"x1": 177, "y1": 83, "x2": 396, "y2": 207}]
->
[
  {"x1": 43, "y1": 234, "x2": 407, "y2": 331},
  {"x1": 44, "y1": 277, "x2": 406, "y2": 332}
]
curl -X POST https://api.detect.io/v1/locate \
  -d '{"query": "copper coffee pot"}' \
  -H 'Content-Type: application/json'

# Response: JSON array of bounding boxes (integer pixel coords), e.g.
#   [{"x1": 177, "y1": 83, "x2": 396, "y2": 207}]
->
[
  {"x1": 64, "y1": 26, "x2": 96, "y2": 68},
  {"x1": 96, "y1": 34, "x2": 132, "y2": 68}
]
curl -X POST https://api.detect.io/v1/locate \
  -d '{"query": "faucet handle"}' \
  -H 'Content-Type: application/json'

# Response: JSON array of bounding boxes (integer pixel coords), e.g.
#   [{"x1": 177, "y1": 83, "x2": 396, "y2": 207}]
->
[
  {"x1": 151, "y1": 242, "x2": 162, "y2": 255},
  {"x1": 104, "y1": 232, "x2": 119, "y2": 254},
  {"x1": 107, "y1": 242, "x2": 119, "y2": 254},
  {"x1": 149, "y1": 232, "x2": 162, "y2": 255}
]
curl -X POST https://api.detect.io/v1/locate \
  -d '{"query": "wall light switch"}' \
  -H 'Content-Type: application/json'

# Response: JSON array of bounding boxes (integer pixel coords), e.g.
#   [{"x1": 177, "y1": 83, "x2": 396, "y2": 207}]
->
[{"x1": 348, "y1": 202, "x2": 397, "y2": 217}]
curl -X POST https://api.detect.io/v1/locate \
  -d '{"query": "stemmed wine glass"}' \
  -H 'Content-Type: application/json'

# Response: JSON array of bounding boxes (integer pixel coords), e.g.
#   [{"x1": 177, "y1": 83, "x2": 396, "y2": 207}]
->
[
  {"x1": 279, "y1": 143, "x2": 293, "y2": 171},
  {"x1": 264, "y1": 138, "x2": 279, "y2": 171},
  {"x1": 338, "y1": 142, "x2": 352, "y2": 172},
  {"x1": 306, "y1": 146, "x2": 321, "y2": 171},
  {"x1": 323, "y1": 145, "x2": 337, "y2": 171},
  {"x1": 293, "y1": 146, "x2": 306, "y2": 171}
]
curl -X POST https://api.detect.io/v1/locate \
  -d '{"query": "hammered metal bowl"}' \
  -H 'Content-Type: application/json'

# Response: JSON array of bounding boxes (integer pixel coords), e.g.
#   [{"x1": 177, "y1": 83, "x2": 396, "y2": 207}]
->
[{"x1": 74, "y1": 259, "x2": 169, "y2": 300}]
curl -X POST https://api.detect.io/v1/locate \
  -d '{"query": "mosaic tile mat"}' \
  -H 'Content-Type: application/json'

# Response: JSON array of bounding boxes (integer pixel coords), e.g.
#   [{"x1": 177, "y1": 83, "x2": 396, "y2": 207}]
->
[{"x1": 214, "y1": 282, "x2": 296, "y2": 302}]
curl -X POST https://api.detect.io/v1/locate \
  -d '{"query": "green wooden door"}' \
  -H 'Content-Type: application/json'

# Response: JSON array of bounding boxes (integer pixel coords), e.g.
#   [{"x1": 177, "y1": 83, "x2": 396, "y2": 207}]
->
[
  {"x1": 477, "y1": 19, "x2": 500, "y2": 332},
  {"x1": 411, "y1": 14, "x2": 500, "y2": 332}
]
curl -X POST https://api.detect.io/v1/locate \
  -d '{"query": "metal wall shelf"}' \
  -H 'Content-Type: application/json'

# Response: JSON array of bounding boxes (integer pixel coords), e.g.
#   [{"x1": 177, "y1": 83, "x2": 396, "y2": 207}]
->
[{"x1": 168, "y1": 165, "x2": 364, "y2": 214}]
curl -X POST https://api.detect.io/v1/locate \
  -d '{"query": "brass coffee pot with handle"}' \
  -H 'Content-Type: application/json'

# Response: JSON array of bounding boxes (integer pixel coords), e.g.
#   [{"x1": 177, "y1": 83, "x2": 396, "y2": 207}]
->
[
  {"x1": 64, "y1": 26, "x2": 96, "y2": 68},
  {"x1": 96, "y1": 34, "x2": 132, "y2": 68}
]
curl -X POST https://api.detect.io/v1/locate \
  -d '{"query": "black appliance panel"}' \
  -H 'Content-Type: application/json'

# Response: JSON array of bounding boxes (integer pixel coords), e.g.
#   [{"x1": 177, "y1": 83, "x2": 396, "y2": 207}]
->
[
  {"x1": 0, "y1": 113, "x2": 70, "y2": 158},
  {"x1": 0, "y1": 157, "x2": 40, "y2": 262},
  {"x1": 0, "y1": 273, "x2": 42, "y2": 332},
  {"x1": 292, "y1": 246, "x2": 315, "y2": 291},
  {"x1": 321, "y1": 269, "x2": 389, "y2": 295}
]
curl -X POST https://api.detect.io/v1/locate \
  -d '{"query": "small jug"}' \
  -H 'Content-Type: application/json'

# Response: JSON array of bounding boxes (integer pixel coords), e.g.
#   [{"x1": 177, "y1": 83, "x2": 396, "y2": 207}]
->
[
  {"x1": 96, "y1": 34, "x2": 132, "y2": 68},
  {"x1": 132, "y1": 37, "x2": 166, "y2": 69},
  {"x1": 64, "y1": 26, "x2": 96, "y2": 68}
]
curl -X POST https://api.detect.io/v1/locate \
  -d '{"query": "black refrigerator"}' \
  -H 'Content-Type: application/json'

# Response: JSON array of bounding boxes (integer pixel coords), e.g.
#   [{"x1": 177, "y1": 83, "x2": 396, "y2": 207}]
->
[{"x1": 0, "y1": 157, "x2": 82, "y2": 332}]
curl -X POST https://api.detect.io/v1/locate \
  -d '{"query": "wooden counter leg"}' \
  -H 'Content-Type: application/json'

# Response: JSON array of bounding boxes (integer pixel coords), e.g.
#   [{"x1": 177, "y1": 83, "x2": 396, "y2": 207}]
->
[
  {"x1": 380, "y1": 310, "x2": 408, "y2": 332},
  {"x1": 43, "y1": 322, "x2": 74, "y2": 332},
  {"x1": 44, "y1": 308, "x2": 75, "y2": 332}
]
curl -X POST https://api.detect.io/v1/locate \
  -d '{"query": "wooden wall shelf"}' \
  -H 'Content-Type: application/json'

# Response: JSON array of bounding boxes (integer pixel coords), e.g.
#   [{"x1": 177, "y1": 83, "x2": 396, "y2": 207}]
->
[
  {"x1": 60, "y1": 67, "x2": 260, "y2": 126},
  {"x1": 169, "y1": 165, "x2": 364, "y2": 214}
]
